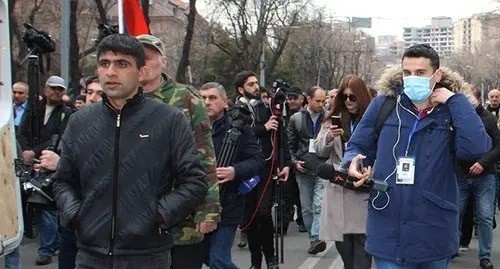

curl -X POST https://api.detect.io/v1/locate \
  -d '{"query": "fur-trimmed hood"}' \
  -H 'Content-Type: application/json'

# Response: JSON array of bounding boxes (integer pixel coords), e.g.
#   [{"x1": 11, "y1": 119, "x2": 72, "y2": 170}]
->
[{"x1": 376, "y1": 66, "x2": 479, "y2": 107}]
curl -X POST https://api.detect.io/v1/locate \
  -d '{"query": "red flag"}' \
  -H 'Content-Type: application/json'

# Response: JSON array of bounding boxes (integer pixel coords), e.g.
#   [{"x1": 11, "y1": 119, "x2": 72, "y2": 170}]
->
[{"x1": 122, "y1": 0, "x2": 150, "y2": 36}]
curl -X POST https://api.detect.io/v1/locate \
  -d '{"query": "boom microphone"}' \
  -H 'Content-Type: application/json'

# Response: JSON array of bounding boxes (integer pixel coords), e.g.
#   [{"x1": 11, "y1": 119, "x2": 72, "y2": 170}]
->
[{"x1": 317, "y1": 163, "x2": 388, "y2": 193}]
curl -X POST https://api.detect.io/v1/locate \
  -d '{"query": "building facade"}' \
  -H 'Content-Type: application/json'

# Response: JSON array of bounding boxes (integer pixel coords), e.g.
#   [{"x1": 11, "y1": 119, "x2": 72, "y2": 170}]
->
[{"x1": 403, "y1": 17, "x2": 453, "y2": 55}]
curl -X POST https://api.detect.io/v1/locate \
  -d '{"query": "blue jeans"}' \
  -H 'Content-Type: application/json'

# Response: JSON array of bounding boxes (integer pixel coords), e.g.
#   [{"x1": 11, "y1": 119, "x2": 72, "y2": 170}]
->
[
  {"x1": 295, "y1": 173, "x2": 324, "y2": 241},
  {"x1": 458, "y1": 174, "x2": 496, "y2": 260},
  {"x1": 59, "y1": 227, "x2": 78, "y2": 269},
  {"x1": 38, "y1": 210, "x2": 60, "y2": 256},
  {"x1": 374, "y1": 257, "x2": 449, "y2": 269},
  {"x1": 4, "y1": 246, "x2": 20, "y2": 269},
  {"x1": 203, "y1": 224, "x2": 238, "y2": 269}
]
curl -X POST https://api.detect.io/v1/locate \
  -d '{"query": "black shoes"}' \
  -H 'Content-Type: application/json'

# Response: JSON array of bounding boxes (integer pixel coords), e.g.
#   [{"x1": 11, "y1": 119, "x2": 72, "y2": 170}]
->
[
  {"x1": 297, "y1": 223, "x2": 307, "y2": 233},
  {"x1": 35, "y1": 255, "x2": 52, "y2": 266},
  {"x1": 307, "y1": 239, "x2": 326, "y2": 255},
  {"x1": 480, "y1": 258, "x2": 494, "y2": 269}
]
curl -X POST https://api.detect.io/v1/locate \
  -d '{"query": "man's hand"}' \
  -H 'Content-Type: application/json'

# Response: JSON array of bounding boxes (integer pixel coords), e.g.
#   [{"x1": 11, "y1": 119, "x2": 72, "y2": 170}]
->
[
  {"x1": 277, "y1": 166, "x2": 290, "y2": 182},
  {"x1": 264, "y1": 115, "x2": 279, "y2": 131},
  {"x1": 216, "y1": 167, "x2": 235, "y2": 184},
  {"x1": 469, "y1": 162, "x2": 484, "y2": 176},
  {"x1": 22, "y1": 150, "x2": 36, "y2": 165},
  {"x1": 34, "y1": 150, "x2": 60, "y2": 172},
  {"x1": 430, "y1": 87, "x2": 455, "y2": 104},
  {"x1": 196, "y1": 221, "x2": 217, "y2": 234},
  {"x1": 348, "y1": 154, "x2": 372, "y2": 187},
  {"x1": 295, "y1": 161, "x2": 306, "y2": 173}
]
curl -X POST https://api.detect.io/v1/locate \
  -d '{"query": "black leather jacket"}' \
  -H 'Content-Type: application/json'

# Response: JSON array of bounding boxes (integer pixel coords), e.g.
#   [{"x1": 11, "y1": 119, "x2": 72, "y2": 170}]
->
[{"x1": 53, "y1": 91, "x2": 207, "y2": 255}]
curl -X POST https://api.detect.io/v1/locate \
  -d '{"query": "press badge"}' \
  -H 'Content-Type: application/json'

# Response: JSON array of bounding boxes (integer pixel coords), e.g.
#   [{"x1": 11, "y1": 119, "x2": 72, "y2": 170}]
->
[
  {"x1": 309, "y1": 139, "x2": 316, "y2": 153},
  {"x1": 396, "y1": 157, "x2": 415, "y2": 185}
]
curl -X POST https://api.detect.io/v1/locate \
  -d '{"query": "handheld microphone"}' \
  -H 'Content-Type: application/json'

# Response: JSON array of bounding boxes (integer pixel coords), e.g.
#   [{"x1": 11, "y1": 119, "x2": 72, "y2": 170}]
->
[{"x1": 317, "y1": 163, "x2": 388, "y2": 193}]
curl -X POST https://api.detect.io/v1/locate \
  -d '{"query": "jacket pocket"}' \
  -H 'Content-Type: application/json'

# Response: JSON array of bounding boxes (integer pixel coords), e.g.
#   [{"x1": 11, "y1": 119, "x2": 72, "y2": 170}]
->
[{"x1": 421, "y1": 190, "x2": 458, "y2": 212}]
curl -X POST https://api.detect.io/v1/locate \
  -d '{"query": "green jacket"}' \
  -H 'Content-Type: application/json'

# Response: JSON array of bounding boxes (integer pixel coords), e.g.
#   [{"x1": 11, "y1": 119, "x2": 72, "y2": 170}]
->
[{"x1": 148, "y1": 73, "x2": 220, "y2": 245}]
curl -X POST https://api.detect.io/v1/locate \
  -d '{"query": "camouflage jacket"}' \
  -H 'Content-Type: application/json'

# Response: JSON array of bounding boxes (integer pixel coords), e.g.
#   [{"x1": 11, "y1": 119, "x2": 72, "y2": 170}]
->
[{"x1": 149, "y1": 73, "x2": 220, "y2": 245}]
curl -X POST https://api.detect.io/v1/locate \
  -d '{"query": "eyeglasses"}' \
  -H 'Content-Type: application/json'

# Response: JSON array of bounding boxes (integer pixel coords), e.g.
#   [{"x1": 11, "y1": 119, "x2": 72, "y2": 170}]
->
[{"x1": 342, "y1": 94, "x2": 357, "y2": 102}]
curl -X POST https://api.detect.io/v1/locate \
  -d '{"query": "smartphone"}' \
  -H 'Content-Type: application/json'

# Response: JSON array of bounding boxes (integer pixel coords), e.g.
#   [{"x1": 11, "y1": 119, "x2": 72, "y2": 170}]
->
[{"x1": 331, "y1": 115, "x2": 341, "y2": 127}]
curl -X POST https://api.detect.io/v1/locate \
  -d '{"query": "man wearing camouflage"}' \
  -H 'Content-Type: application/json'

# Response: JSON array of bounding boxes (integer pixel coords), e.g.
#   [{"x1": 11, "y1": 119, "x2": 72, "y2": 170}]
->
[{"x1": 137, "y1": 34, "x2": 220, "y2": 269}]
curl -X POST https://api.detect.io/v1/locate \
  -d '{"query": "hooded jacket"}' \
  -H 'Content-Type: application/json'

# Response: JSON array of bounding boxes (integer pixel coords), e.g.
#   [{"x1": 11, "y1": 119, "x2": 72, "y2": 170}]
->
[
  {"x1": 53, "y1": 91, "x2": 208, "y2": 256},
  {"x1": 343, "y1": 67, "x2": 492, "y2": 264}
]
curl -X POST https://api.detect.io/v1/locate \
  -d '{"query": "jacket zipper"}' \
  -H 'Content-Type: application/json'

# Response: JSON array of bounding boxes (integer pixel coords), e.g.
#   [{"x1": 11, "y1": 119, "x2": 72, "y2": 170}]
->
[{"x1": 109, "y1": 111, "x2": 121, "y2": 255}]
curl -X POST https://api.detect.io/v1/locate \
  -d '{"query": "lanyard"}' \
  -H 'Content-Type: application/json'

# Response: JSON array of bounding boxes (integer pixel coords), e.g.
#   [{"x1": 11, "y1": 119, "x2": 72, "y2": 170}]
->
[
  {"x1": 405, "y1": 117, "x2": 419, "y2": 156},
  {"x1": 311, "y1": 117, "x2": 321, "y2": 137}
]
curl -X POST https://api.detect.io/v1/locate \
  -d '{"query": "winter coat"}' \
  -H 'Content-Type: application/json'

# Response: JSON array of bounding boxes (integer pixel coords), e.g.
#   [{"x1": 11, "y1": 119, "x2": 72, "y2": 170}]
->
[
  {"x1": 342, "y1": 67, "x2": 492, "y2": 264},
  {"x1": 315, "y1": 118, "x2": 369, "y2": 242},
  {"x1": 53, "y1": 91, "x2": 208, "y2": 256}
]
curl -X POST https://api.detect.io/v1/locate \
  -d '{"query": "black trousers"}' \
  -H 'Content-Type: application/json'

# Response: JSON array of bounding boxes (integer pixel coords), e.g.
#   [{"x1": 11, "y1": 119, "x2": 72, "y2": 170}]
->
[
  {"x1": 460, "y1": 197, "x2": 474, "y2": 247},
  {"x1": 242, "y1": 165, "x2": 275, "y2": 267},
  {"x1": 278, "y1": 170, "x2": 303, "y2": 227},
  {"x1": 170, "y1": 242, "x2": 204, "y2": 269},
  {"x1": 335, "y1": 234, "x2": 372, "y2": 269}
]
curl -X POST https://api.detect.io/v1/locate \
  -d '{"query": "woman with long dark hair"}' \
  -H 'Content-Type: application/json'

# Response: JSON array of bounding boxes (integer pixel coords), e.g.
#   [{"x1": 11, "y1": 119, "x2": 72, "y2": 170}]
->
[{"x1": 315, "y1": 74, "x2": 373, "y2": 269}]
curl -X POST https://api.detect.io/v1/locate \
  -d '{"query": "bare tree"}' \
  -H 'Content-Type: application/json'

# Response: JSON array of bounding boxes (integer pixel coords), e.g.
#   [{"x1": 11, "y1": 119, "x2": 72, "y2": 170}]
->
[
  {"x1": 176, "y1": 0, "x2": 196, "y2": 84},
  {"x1": 209, "y1": 0, "x2": 307, "y2": 74}
]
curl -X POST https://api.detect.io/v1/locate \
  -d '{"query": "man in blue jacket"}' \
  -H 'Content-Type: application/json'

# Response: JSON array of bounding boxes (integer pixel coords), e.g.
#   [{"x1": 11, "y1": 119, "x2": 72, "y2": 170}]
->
[
  {"x1": 199, "y1": 82, "x2": 264, "y2": 268},
  {"x1": 344, "y1": 44, "x2": 492, "y2": 268}
]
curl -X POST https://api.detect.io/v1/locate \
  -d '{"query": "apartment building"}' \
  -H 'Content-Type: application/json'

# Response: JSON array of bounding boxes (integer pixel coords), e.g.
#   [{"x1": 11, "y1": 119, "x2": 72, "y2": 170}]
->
[{"x1": 403, "y1": 17, "x2": 454, "y2": 55}]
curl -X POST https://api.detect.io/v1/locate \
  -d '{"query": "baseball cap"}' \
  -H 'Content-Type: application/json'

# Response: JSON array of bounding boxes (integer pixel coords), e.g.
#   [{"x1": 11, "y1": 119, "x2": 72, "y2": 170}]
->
[
  {"x1": 45, "y1": 76, "x2": 66, "y2": 90},
  {"x1": 136, "y1": 34, "x2": 165, "y2": 56},
  {"x1": 287, "y1": 86, "x2": 303, "y2": 98}
]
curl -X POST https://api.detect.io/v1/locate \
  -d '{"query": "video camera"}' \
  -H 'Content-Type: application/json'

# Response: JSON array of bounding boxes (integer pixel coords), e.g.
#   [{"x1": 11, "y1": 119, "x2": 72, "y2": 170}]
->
[
  {"x1": 270, "y1": 79, "x2": 290, "y2": 117},
  {"x1": 95, "y1": 23, "x2": 119, "y2": 47},
  {"x1": 22, "y1": 23, "x2": 56, "y2": 54}
]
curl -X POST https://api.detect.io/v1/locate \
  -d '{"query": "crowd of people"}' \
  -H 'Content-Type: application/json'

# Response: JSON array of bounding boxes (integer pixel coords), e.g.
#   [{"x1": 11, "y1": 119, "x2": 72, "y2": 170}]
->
[{"x1": 5, "y1": 33, "x2": 500, "y2": 269}]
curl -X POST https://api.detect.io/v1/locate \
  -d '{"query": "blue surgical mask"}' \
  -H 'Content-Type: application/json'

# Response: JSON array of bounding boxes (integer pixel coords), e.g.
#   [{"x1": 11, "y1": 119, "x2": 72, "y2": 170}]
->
[{"x1": 403, "y1": 74, "x2": 436, "y2": 103}]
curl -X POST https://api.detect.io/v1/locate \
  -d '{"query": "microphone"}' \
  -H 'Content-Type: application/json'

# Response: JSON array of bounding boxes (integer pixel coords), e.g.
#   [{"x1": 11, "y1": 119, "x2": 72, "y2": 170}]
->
[{"x1": 317, "y1": 163, "x2": 388, "y2": 193}]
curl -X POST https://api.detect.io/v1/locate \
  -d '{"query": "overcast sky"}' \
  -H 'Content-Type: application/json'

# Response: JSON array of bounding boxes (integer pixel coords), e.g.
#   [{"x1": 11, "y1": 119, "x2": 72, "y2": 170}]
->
[
  {"x1": 314, "y1": 0, "x2": 498, "y2": 39},
  {"x1": 196, "y1": 0, "x2": 498, "y2": 40}
]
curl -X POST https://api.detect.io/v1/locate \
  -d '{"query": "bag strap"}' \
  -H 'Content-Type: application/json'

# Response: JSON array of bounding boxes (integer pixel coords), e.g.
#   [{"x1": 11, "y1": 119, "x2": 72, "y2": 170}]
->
[{"x1": 375, "y1": 96, "x2": 397, "y2": 138}]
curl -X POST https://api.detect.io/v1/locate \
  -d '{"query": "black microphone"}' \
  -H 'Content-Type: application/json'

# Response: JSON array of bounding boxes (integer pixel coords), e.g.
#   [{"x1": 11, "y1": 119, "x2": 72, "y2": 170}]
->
[{"x1": 317, "y1": 163, "x2": 388, "y2": 193}]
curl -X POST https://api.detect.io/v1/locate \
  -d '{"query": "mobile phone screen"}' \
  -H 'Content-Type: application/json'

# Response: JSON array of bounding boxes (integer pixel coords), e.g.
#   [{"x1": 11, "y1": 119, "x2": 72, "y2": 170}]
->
[{"x1": 331, "y1": 116, "x2": 341, "y2": 127}]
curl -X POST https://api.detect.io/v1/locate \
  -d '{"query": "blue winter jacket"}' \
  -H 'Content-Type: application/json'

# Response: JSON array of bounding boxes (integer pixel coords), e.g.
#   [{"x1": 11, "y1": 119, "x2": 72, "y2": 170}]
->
[{"x1": 343, "y1": 67, "x2": 492, "y2": 264}]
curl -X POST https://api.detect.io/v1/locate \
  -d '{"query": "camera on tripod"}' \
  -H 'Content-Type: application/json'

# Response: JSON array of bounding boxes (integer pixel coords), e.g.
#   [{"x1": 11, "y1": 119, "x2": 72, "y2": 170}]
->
[
  {"x1": 94, "y1": 23, "x2": 119, "y2": 47},
  {"x1": 22, "y1": 23, "x2": 56, "y2": 54},
  {"x1": 270, "y1": 79, "x2": 291, "y2": 117}
]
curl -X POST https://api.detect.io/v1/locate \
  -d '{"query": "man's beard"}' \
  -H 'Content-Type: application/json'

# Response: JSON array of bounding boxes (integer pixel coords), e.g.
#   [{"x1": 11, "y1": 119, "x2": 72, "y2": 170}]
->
[{"x1": 242, "y1": 90, "x2": 260, "y2": 101}]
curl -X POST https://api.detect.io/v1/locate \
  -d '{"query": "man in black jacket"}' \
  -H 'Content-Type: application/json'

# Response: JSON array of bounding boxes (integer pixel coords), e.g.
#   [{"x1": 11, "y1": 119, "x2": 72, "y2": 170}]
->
[
  {"x1": 234, "y1": 71, "x2": 290, "y2": 269},
  {"x1": 199, "y1": 82, "x2": 264, "y2": 268},
  {"x1": 52, "y1": 34, "x2": 207, "y2": 269},
  {"x1": 456, "y1": 99, "x2": 500, "y2": 269},
  {"x1": 18, "y1": 75, "x2": 72, "y2": 266}
]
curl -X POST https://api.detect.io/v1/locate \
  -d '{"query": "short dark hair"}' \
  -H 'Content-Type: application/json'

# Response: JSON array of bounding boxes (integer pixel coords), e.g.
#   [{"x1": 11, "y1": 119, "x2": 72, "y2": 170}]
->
[
  {"x1": 76, "y1": 95, "x2": 86, "y2": 102},
  {"x1": 234, "y1": 71, "x2": 256, "y2": 91},
  {"x1": 84, "y1": 75, "x2": 99, "y2": 88},
  {"x1": 96, "y1": 34, "x2": 146, "y2": 68},
  {"x1": 402, "y1": 44, "x2": 440, "y2": 71}
]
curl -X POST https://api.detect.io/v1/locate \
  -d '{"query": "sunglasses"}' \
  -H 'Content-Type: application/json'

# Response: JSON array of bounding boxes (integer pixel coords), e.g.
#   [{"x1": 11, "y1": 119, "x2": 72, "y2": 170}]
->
[{"x1": 342, "y1": 94, "x2": 357, "y2": 102}]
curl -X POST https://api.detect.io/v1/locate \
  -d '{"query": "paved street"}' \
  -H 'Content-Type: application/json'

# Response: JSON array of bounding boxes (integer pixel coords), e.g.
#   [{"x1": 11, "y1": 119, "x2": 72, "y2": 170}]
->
[{"x1": 2, "y1": 219, "x2": 500, "y2": 269}]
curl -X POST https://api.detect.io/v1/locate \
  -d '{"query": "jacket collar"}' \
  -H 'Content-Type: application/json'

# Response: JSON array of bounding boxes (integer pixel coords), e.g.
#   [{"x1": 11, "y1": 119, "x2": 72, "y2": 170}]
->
[{"x1": 102, "y1": 87, "x2": 145, "y2": 113}]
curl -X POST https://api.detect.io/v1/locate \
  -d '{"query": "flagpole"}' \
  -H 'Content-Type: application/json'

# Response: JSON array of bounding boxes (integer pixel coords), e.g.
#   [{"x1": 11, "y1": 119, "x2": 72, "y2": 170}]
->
[{"x1": 118, "y1": 0, "x2": 125, "y2": 33}]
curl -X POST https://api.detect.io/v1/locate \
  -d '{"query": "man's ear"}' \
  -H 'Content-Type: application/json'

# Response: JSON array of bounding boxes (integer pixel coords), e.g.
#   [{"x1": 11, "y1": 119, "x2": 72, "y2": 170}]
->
[
  {"x1": 138, "y1": 66, "x2": 148, "y2": 83},
  {"x1": 434, "y1": 68, "x2": 443, "y2": 83},
  {"x1": 237, "y1": 87, "x2": 244, "y2": 96},
  {"x1": 161, "y1": 56, "x2": 167, "y2": 68}
]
